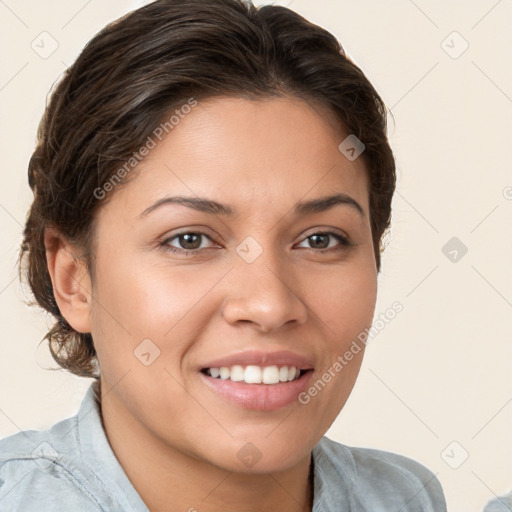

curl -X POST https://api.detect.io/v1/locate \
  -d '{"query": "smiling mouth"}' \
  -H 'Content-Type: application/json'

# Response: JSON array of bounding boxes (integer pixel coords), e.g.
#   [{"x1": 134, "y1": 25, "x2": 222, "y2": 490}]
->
[{"x1": 201, "y1": 365, "x2": 307, "y2": 385}]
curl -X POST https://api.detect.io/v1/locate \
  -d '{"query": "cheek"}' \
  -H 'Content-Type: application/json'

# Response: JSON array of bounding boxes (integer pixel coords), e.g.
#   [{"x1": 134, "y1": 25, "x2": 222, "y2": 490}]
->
[
  {"x1": 297, "y1": 264, "x2": 376, "y2": 433},
  {"x1": 313, "y1": 262, "x2": 377, "y2": 346},
  {"x1": 89, "y1": 255, "x2": 227, "y2": 368}
]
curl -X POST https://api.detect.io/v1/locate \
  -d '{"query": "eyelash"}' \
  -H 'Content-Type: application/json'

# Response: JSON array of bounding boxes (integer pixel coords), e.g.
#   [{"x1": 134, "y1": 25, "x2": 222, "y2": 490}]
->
[{"x1": 159, "y1": 230, "x2": 351, "y2": 256}]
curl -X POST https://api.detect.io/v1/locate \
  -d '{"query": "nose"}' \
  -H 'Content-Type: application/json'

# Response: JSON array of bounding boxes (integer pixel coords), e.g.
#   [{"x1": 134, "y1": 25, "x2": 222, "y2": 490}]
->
[{"x1": 221, "y1": 251, "x2": 308, "y2": 334}]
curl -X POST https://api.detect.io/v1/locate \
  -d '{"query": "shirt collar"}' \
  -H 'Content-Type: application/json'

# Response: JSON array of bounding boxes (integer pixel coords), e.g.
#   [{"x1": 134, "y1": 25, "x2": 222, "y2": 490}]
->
[{"x1": 74, "y1": 380, "x2": 149, "y2": 511}]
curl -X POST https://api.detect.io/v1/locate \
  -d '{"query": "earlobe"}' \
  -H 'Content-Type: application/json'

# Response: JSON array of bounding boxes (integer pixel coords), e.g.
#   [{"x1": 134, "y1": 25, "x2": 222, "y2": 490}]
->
[{"x1": 44, "y1": 227, "x2": 93, "y2": 333}]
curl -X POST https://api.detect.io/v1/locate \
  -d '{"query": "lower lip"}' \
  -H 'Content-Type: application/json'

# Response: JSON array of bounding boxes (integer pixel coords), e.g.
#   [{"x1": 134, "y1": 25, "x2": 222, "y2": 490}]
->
[{"x1": 199, "y1": 371, "x2": 313, "y2": 411}]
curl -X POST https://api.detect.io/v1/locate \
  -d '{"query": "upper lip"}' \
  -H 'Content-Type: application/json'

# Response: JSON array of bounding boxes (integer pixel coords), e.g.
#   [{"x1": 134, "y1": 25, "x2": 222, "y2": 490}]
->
[{"x1": 201, "y1": 350, "x2": 314, "y2": 370}]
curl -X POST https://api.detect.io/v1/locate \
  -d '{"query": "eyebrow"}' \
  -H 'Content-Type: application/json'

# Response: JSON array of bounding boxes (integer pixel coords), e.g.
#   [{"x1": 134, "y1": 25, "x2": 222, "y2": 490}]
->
[{"x1": 138, "y1": 192, "x2": 364, "y2": 219}]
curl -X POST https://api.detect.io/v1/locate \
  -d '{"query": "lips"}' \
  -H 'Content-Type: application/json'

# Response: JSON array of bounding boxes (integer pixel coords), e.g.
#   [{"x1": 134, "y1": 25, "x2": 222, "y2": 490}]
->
[{"x1": 198, "y1": 350, "x2": 314, "y2": 410}]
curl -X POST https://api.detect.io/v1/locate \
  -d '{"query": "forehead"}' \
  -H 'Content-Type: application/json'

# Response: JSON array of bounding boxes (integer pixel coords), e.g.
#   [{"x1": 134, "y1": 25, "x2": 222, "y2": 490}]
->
[{"x1": 101, "y1": 95, "x2": 370, "y2": 221}]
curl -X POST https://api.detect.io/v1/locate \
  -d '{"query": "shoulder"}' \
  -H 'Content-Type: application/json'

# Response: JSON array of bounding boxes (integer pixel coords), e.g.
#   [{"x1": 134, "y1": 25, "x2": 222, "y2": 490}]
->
[
  {"x1": 483, "y1": 492, "x2": 512, "y2": 511},
  {"x1": 0, "y1": 420, "x2": 103, "y2": 511},
  {"x1": 313, "y1": 436, "x2": 447, "y2": 511}
]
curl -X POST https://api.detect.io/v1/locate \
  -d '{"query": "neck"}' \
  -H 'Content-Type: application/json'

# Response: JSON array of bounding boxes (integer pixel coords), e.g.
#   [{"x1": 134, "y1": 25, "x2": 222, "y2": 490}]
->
[{"x1": 99, "y1": 385, "x2": 313, "y2": 512}]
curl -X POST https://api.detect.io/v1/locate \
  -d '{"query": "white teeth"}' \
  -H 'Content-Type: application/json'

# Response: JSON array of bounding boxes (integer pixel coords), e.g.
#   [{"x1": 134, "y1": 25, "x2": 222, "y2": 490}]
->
[
  {"x1": 244, "y1": 365, "x2": 262, "y2": 383},
  {"x1": 230, "y1": 365, "x2": 244, "y2": 382},
  {"x1": 206, "y1": 365, "x2": 302, "y2": 384},
  {"x1": 262, "y1": 365, "x2": 280, "y2": 384}
]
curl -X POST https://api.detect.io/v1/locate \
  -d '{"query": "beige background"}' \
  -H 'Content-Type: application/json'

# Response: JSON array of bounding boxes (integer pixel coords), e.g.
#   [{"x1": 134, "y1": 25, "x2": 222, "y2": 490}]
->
[{"x1": 1, "y1": 1, "x2": 511, "y2": 511}]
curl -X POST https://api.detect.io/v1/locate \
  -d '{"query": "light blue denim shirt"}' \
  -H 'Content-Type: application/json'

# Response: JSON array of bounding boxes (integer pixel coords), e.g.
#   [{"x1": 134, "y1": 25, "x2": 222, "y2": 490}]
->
[
  {"x1": 483, "y1": 493, "x2": 512, "y2": 511},
  {"x1": 0, "y1": 380, "x2": 446, "y2": 511}
]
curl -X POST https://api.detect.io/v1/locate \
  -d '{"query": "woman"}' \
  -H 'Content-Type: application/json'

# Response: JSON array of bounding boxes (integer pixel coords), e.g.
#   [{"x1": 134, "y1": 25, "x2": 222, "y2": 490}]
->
[{"x1": 0, "y1": 0, "x2": 446, "y2": 510}]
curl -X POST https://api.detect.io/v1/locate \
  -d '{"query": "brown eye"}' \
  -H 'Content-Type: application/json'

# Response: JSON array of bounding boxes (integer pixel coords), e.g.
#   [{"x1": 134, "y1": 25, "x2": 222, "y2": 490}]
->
[
  {"x1": 175, "y1": 233, "x2": 203, "y2": 250},
  {"x1": 297, "y1": 231, "x2": 350, "y2": 252},
  {"x1": 161, "y1": 231, "x2": 215, "y2": 254},
  {"x1": 308, "y1": 233, "x2": 330, "y2": 249}
]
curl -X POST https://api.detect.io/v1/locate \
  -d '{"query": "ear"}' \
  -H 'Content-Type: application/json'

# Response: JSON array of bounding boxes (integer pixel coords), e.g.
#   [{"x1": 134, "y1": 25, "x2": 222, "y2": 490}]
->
[{"x1": 44, "y1": 227, "x2": 93, "y2": 333}]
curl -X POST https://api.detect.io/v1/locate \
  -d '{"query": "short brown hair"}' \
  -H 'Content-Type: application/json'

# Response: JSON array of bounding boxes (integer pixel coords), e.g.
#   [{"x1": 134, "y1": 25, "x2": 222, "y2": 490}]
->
[{"x1": 19, "y1": 0, "x2": 396, "y2": 379}]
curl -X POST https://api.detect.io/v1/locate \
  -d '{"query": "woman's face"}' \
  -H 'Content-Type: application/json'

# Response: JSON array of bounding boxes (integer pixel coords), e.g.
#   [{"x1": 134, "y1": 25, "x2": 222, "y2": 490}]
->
[{"x1": 87, "y1": 96, "x2": 377, "y2": 473}]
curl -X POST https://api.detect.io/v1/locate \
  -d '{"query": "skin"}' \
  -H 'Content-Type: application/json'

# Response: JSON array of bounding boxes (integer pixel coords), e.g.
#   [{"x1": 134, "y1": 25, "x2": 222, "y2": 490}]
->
[{"x1": 45, "y1": 96, "x2": 378, "y2": 512}]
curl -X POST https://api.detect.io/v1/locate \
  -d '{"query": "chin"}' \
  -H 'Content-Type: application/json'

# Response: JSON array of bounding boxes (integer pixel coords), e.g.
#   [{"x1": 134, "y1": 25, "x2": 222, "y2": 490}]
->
[{"x1": 200, "y1": 429, "x2": 318, "y2": 475}]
